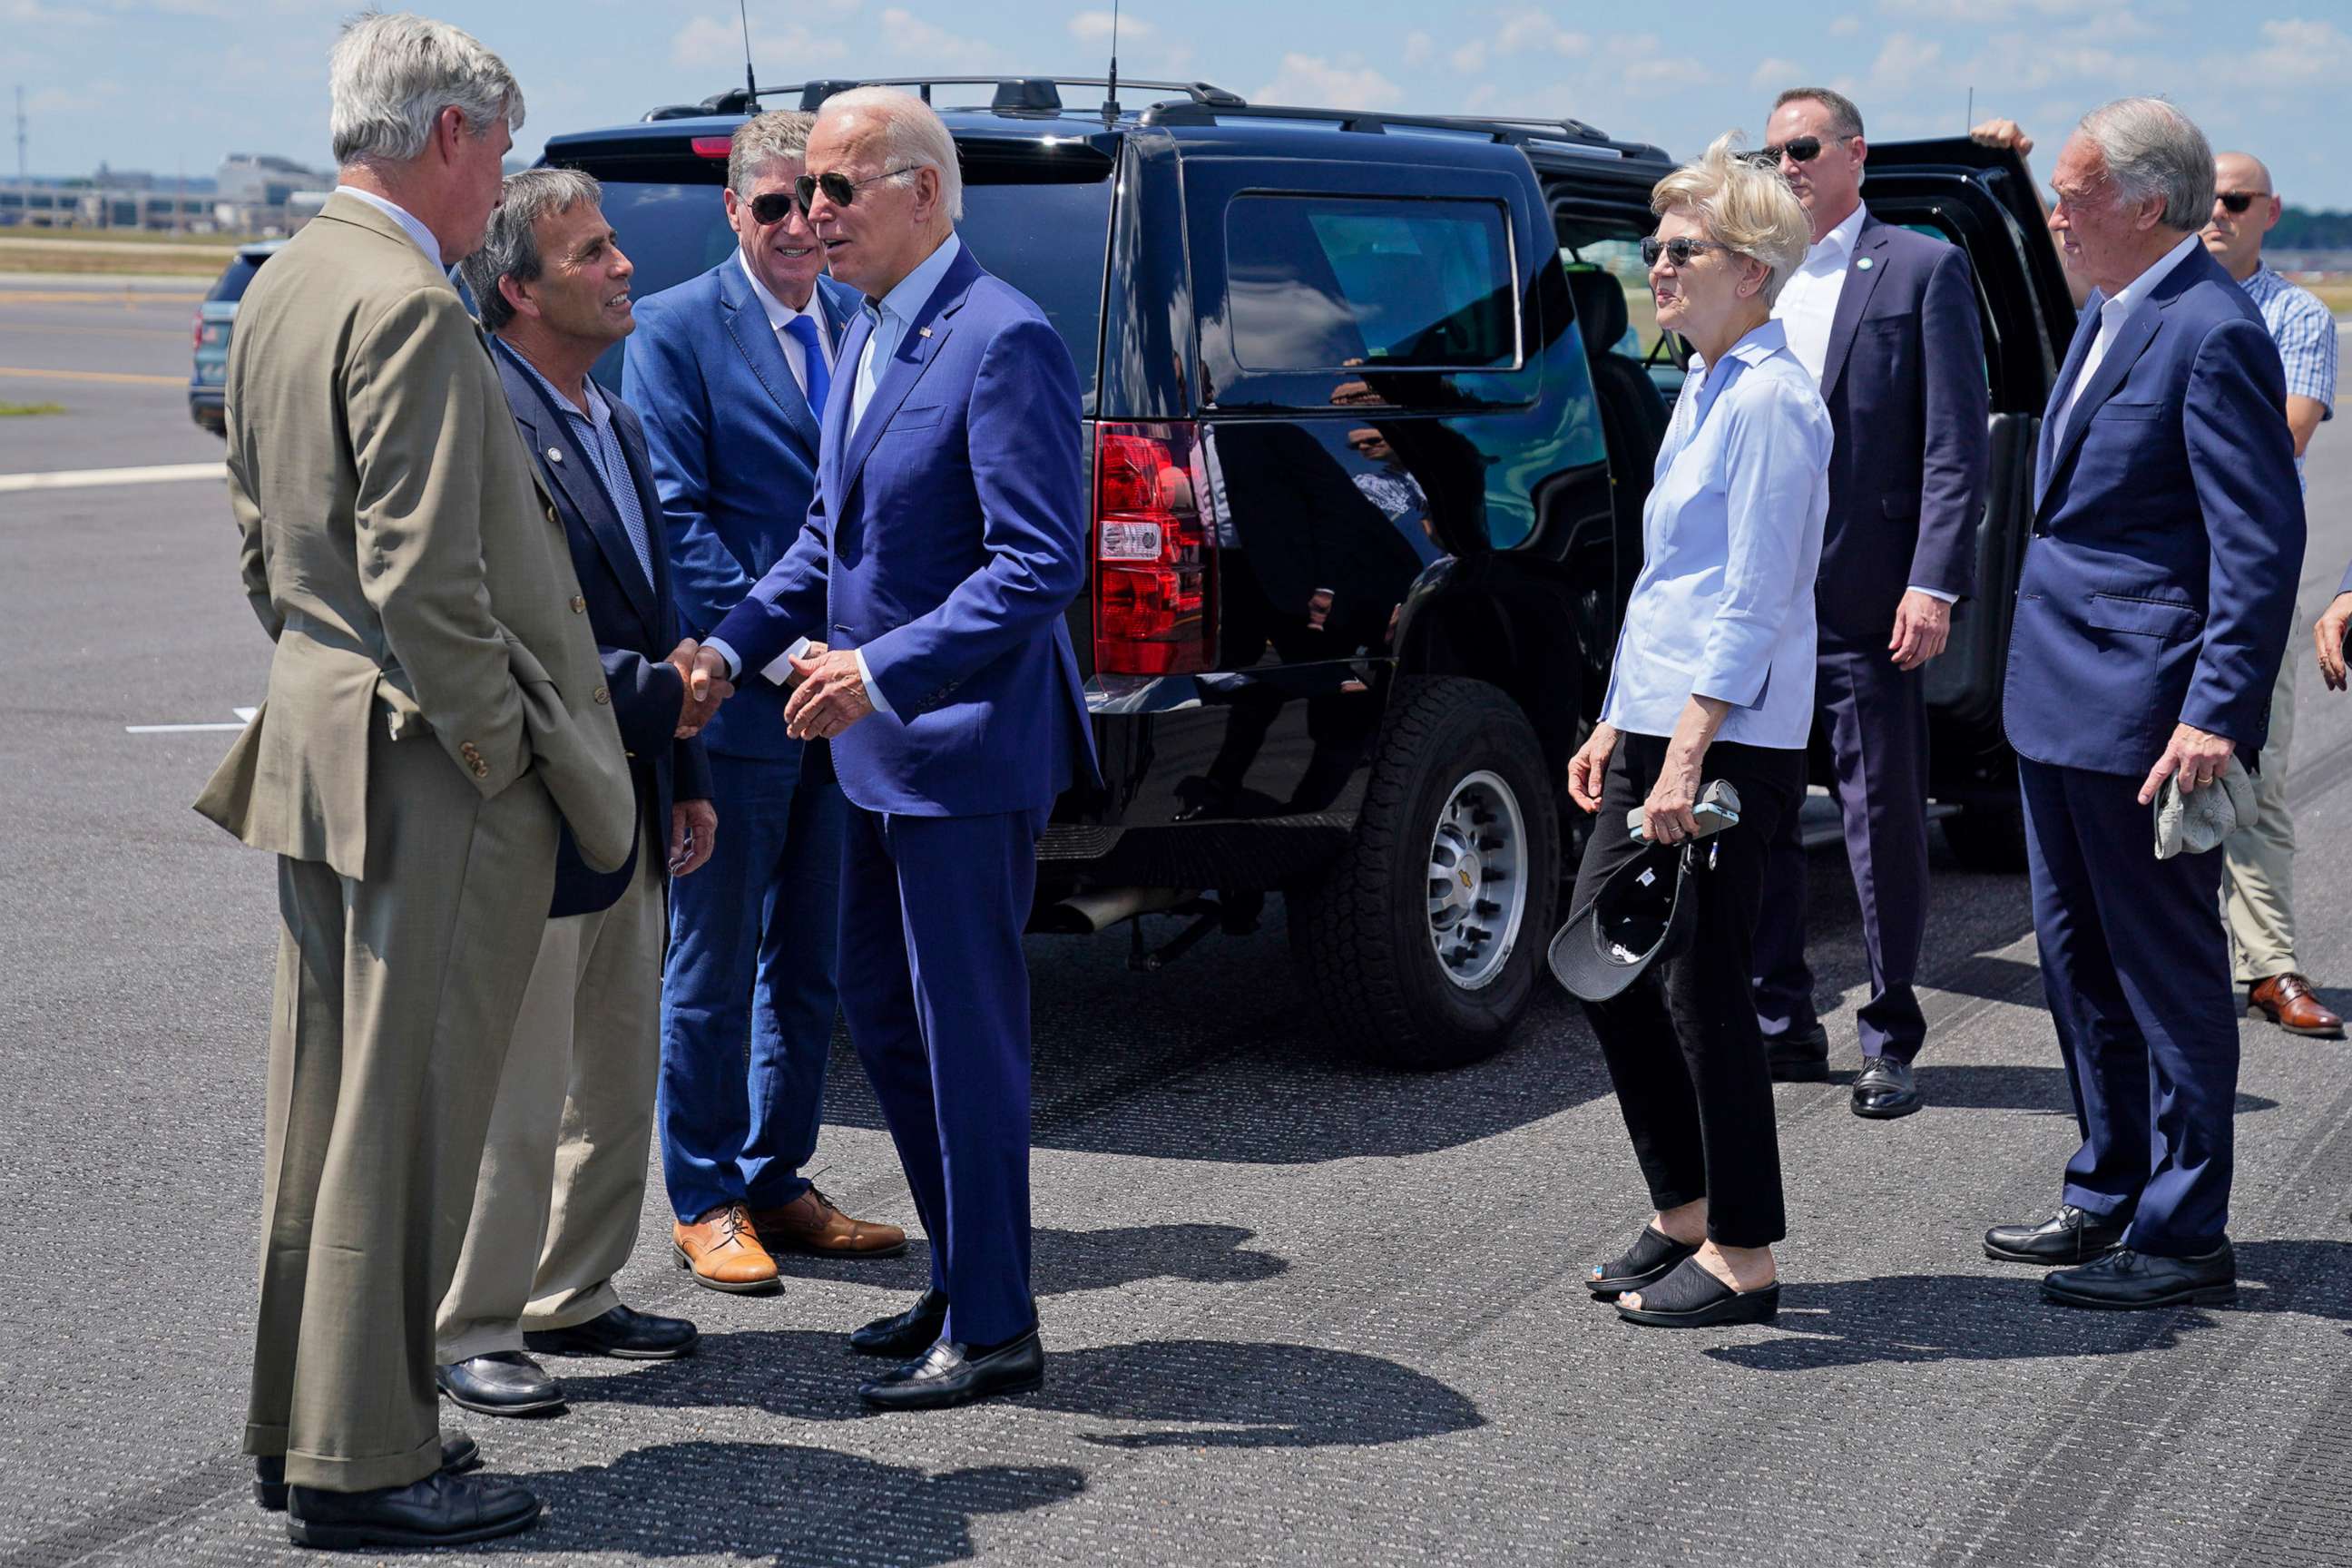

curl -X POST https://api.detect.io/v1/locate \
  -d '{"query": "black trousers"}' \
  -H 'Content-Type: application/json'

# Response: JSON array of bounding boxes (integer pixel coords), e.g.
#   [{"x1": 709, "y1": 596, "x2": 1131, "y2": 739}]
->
[{"x1": 1569, "y1": 730, "x2": 1806, "y2": 1248}]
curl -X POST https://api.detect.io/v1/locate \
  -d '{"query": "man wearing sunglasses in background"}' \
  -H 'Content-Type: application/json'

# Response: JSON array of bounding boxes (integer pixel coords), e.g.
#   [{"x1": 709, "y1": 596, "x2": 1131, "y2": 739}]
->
[
  {"x1": 1747, "y1": 87, "x2": 1990, "y2": 1119},
  {"x1": 623, "y1": 111, "x2": 906, "y2": 1296}
]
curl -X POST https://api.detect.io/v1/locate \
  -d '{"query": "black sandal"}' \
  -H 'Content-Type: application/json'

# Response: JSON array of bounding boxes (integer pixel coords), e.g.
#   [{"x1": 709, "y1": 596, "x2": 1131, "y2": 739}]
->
[
  {"x1": 1588, "y1": 1226, "x2": 1700, "y2": 1300},
  {"x1": 1614, "y1": 1255, "x2": 1779, "y2": 1328}
]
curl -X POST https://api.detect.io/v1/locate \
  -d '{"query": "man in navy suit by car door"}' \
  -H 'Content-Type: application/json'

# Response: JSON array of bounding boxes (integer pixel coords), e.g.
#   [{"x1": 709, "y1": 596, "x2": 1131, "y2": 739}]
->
[
  {"x1": 1982, "y1": 100, "x2": 2302, "y2": 1311},
  {"x1": 692, "y1": 87, "x2": 1098, "y2": 1408},
  {"x1": 625, "y1": 111, "x2": 905, "y2": 1293},
  {"x1": 1749, "y1": 87, "x2": 1990, "y2": 1120}
]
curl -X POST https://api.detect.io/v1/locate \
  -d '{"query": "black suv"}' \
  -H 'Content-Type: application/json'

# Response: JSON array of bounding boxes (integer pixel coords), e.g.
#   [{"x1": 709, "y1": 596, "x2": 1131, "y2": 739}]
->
[{"x1": 543, "y1": 77, "x2": 2073, "y2": 1070}]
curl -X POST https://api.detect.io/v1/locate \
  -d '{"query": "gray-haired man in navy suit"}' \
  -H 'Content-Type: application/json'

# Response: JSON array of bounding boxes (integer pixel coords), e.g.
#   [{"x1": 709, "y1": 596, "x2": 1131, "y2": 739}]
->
[{"x1": 1748, "y1": 85, "x2": 1991, "y2": 1119}]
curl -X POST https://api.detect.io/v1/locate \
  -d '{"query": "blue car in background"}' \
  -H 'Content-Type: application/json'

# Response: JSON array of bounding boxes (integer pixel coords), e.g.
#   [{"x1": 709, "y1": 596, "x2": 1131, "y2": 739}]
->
[{"x1": 190, "y1": 240, "x2": 285, "y2": 435}]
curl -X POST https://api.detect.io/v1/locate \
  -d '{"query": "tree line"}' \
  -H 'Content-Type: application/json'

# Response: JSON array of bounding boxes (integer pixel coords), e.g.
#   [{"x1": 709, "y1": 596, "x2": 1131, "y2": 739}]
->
[{"x1": 2272, "y1": 208, "x2": 2352, "y2": 250}]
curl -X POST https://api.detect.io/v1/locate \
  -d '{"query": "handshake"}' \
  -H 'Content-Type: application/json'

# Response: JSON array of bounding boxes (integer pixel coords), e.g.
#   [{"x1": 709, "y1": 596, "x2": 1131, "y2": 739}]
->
[{"x1": 668, "y1": 639, "x2": 880, "y2": 742}]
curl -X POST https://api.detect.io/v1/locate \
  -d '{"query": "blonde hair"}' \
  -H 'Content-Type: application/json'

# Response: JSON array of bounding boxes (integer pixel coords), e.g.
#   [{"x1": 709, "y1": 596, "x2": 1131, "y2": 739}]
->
[{"x1": 1651, "y1": 132, "x2": 1812, "y2": 306}]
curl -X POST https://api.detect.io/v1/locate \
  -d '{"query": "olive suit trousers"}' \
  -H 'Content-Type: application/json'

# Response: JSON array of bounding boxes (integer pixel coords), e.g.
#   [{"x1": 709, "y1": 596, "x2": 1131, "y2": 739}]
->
[{"x1": 244, "y1": 728, "x2": 558, "y2": 1493}]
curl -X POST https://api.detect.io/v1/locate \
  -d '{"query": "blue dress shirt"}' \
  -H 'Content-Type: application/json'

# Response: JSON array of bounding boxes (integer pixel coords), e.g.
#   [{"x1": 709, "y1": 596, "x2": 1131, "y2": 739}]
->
[
  {"x1": 496, "y1": 338, "x2": 657, "y2": 588},
  {"x1": 1600, "y1": 318, "x2": 1832, "y2": 749},
  {"x1": 850, "y1": 231, "x2": 965, "y2": 432}
]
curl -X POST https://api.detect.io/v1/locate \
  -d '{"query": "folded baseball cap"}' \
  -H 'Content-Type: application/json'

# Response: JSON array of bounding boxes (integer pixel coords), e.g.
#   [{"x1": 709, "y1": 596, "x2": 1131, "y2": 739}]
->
[{"x1": 1547, "y1": 840, "x2": 1696, "y2": 1002}]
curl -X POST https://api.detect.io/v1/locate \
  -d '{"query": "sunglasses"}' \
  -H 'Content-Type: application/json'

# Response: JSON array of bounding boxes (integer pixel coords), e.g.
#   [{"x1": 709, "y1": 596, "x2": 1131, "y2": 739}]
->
[
  {"x1": 1757, "y1": 133, "x2": 1852, "y2": 165},
  {"x1": 793, "y1": 164, "x2": 922, "y2": 214},
  {"x1": 746, "y1": 190, "x2": 807, "y2": 225},
  {"x1": 1641, "y1": 236, "x2": 1732, "y2": 269},
  {"x1": 2215, "y1": 191, "x2": 2269, "y2": 215}
]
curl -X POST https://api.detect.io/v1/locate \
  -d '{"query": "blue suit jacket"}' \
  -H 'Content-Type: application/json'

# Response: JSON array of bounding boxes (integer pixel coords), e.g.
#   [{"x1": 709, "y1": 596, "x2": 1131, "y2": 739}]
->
[
  {"x1": 2003, "y1": 243, "x2": 2304, "y2": 776},
  {"x1": 495, "y1": 344, "x2": 712, "y2": 917},
  {"x1": 708, "y1": 242, "x2": 1100, "y2": 818},
  {"x1": 622, "y1": 259, "x2": 858, "y2": 760},
  {"x1": 1814, "y1": 213, "x2": 1989, "y2": 643}
]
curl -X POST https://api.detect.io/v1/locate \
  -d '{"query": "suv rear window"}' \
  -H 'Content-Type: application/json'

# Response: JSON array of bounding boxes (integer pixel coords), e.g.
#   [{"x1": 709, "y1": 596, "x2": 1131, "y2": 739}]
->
[
  {"x1": 205, "y1": 255, "x2": 265, "y2": 304},
  {"x1": 589, "y1": 167, "x2": 1114, "y2": 407},
  {"x1": 1225, "y1": 195, "x2": 1516, "y2": 372}
]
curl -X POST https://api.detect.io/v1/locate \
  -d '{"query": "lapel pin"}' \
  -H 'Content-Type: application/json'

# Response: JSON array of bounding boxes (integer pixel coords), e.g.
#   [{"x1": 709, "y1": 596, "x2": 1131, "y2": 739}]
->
[
  {"x1": 918, "y1": 327, "x2": 933, "y2": 338},
  {"x1": 1857, "y1": 257, "x2": 1876, "y2": 271},
  {"x1": 547, "y1": 447, "x2": 564, "y2": 463}
]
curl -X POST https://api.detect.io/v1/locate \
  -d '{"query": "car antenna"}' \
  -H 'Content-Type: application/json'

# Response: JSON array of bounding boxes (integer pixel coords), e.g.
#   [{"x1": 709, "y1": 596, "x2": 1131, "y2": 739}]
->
[
  {"x1": 737, "y1": 0, "x2": 758, "y2": 107},
  {"x1": 1100, "y1": 0, "x2": 1122, "y2": 123}
]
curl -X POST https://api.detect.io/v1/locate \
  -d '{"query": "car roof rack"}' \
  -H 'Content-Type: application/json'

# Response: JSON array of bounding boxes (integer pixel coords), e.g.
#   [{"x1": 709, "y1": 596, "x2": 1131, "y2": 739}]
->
[{"x1": 642, "y1": 75, "x2": 1247, "y2": 121}]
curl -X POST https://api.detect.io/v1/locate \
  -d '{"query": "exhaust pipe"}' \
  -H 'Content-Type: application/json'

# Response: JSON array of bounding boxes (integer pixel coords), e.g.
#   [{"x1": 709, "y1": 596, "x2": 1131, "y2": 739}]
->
[{"x1": 1033, "y1": 886, "x2": 1198, "y2": 936}]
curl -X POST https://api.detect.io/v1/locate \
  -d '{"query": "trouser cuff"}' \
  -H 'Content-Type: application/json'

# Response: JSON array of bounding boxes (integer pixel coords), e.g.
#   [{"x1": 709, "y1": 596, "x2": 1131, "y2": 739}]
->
[
  {"x1": 521, "y1": 1280, "x2": 621, "y2": 1334},
  {"x1": 243, "y1": 1423, "x2": 287, "y2": 1459},
  {"x1": 437, "y1": 1322, "x2": 527, "y2": 1365},
  {"x1": 280, "y1": 1429, "x2": 443, "y2": 1494}
]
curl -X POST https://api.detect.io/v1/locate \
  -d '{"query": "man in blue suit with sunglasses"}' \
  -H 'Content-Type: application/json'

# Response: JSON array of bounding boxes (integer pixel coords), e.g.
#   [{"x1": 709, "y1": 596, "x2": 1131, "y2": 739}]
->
[
  {"x1": 691, "y1": 87, "x2": 1098, "y2": 1408},
  {"x1": 625, "y1": 110, "x2": 906, "y2": 1296}
]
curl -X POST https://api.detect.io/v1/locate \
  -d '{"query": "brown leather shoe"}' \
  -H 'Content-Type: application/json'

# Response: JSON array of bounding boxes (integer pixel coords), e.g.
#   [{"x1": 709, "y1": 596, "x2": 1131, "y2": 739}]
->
[
  {"x1": 671, "y1": 1204, "x2": 780, "y2": 1293},
  {"x1": 747, "y1": 1188, "x2": 908, "y2": 1259},
  {"x1": 2248, "y1": 973, "x2": 2346, "y2": 1039}
]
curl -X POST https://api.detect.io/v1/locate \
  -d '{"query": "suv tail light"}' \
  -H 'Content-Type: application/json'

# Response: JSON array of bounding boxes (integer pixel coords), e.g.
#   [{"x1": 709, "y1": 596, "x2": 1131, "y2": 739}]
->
[{"x1": 1093, "y1": 421, "x2": 1213, "y2": 676}]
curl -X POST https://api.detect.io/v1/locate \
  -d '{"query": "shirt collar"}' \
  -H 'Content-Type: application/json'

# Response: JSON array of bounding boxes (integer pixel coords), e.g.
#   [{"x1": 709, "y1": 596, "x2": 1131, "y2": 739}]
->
[
  {"x1": 2240, "y1": 262, "x2": 2283, "y2": 300},
  {"x1": 495, "y1": 334, "x2": 606, "y2": 425},
  {"x1": 2102, "y1": 232, "x2": 2201, "y2": 318},
  {"x1": 334, "y1": 184, "x2": 441, "y2": 265},
  {"x1": 1722, "y1": 318, "x2": 1789, "y2": 367},
  {"x1": 867, "y1": 231, "x2": 964, "y2": 328},
  {"x1": 1808, "y1": 201, "x2": 1868, "y2": 266},
  {"x1": 735, "y1": 248, "x2": 823, "y2": 335}
]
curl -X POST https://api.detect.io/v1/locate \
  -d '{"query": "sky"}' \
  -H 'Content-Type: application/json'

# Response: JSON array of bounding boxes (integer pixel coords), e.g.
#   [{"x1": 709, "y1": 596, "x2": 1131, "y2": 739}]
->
[{"x1": 6, "y1": 0, "x2": 2352, "y2": 208}]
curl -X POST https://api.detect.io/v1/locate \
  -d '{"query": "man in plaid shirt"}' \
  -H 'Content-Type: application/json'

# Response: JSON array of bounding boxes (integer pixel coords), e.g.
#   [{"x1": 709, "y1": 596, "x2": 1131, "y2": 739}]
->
[{"x1": 2203, "y1": 149, "x2": 2341, "y2": 1038}]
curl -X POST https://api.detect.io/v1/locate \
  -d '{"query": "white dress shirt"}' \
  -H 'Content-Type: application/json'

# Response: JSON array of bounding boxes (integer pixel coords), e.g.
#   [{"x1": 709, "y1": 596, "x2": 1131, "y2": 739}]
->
[
  {"x1": 1599, "y1": 319, "x2": 1833, "y2": 749},
  {"x1": 2056, "y1": 232, "x2": 2202, "y2": 439},
  {"x1": 1769, "y1": 200, "x2": 1956, "y2": 608},
  {"x1": 333, "y1": 184, "x2": 441, "y2": 265},
  {"x1": 735, "y1": 249, "x2": 834, "y2": 399},
  {"x1": 1772, "y1": 200, "x2": 1867, "y2": 386}
]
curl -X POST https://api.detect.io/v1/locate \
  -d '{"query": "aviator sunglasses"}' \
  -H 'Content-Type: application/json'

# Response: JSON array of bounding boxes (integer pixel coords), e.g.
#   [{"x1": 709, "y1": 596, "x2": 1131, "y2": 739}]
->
[
  {"x1": 1756, "y1": 133, "x2": 1856, "y2": 165},
  {"x1": 747, "y1": 165, "x2": 923, "y2": 224},
  {"x1": 1641, "y1": 235, "x2": 1732, "y2": 269}
]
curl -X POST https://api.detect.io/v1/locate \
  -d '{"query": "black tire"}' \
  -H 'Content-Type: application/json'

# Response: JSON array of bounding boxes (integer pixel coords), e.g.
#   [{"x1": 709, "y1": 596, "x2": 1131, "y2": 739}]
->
[
  {"x1": 1942, "y1": 800, "x2": 2029, "y2": 874},
  {"x1": 1289, "y1": 676, "x2": 1560, "y2": 1070}
]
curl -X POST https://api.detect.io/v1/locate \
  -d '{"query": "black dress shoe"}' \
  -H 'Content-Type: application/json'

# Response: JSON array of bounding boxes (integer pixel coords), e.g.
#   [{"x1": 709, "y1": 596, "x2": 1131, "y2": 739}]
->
[
  {"x1": 1984, "y1": 1204, "x2": 2130, "y2": 1266},
  {"x1": 859, "y1": 1329, "x2": 1044, "y2": 1410},
  {"x1": 256, "y1": 1433, "x2": 480, "y2": 1512},
  {"x1": 2043, "y1": 1243, "x2": 2236, "y2": 1310},
  {"x1": 1764, "y1": 1020, "x2": 1831, "y2": 1083},
  {"x1": 524, "y1": 1303, "x2": 699, "y2": 1361},
  {"x1": 287, "y1": 1470, "x2": 541, "y2": 1550},
  {"x1": 848, "y1": 1288, "x2": 950, "y2": 1358},
  {"x1": 1851, "y1": 1054, "x2": 1923, "y2": 1120},
  {"x1": 436, "y1": 1351, "x2": 564, "y2": 1416}
]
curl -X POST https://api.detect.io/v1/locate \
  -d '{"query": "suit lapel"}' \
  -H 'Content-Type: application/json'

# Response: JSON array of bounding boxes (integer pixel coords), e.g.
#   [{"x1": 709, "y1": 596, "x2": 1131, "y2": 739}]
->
[
  {"x1": 720, "y1": 259, "x2": 823, "y2": 456},
  {"x1": 822, "y1": 307, "x2": 872, "y2": 519},
  {"x1": 1818, "y1": 218, "x2": 1889, "y2": 404},
  {"x1": 2036, "y1": 299, "x2": 2102, "y2": 507},
  {"x1": 504, "y1": 350, "x2": 660, "y2": 629},
  {"x1": 610, "y1": 398, "x2": 677, "y2": 642},
  {"x1": 836, "y1": 247, "x2": 981, "y2": 504},
  {"x1": 2042, "y1": 294, "x2": 2164, "y2": 496}
]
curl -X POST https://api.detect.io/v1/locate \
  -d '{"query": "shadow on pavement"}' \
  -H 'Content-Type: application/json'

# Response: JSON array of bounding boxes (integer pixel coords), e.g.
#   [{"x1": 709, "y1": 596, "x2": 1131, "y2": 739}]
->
[
  {"x1": 772, "y1": 1222, "x2": 1289, "y2": 1296},
  {"x1": 1700, "y1": 1239, "x2": 2352, "y2": 1373},
  {"x1": 1907, "y1": 1063, "x2": 2278, "y2": 1116},
  {"x1": 511, "y1": 1441, "x2": 1084, "y2": 1565},
  {"x1": 562, "y1": 1332, "x2": 1485, "y2": 1450}
]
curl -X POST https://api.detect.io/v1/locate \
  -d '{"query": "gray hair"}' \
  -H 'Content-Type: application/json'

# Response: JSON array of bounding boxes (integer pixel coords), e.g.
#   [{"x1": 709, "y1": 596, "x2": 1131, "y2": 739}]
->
[
  {"x1": 816, "y1": 87, "x2": 964, "y2": 222},
  {"x1": 1652, "y1": 132, "x2": 1814, "y2": 307},
  {"x1": 329, "y1": 11, "x2": 524, "y2": 169},
  {"x1": 2077, "y1": 97, "x2": 2214, "y2": 232},
  {"x1": 730, "y1": 110, "x2": 815, "y2": 197},
  {"x1": 459, "y1": 167, "x2": 602, "y2": 333},
  {"x1": 1771, "y1": 86, "x2": 1864, "y2": 141}
]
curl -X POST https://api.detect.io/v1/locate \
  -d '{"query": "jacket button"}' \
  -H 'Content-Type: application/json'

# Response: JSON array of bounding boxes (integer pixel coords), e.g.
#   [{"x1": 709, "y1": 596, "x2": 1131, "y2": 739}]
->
[
  {"x1": 472, "y1": 760, "x2": 489, "y2": 779},
  {"x1": 571, "y1": 595, "x2": 586, "y2": 613},
  {"x1": 593, "y1": 685, "x2": 611, "y2": 704},
  {"x1": 544, "y1": 505, "x2": 559, "y2": 524}
]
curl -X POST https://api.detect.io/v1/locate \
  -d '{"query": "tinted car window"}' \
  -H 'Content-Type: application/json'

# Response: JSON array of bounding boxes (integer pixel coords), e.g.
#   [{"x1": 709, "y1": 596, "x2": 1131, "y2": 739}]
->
[
  {"x1": 1225, "y1": 195, "x2": 1515, "y2": 372},
  {"x1": 590, "y1": 173, "x2": 1113, "y2": 407},
  {"x1": 205, "y1": 256, "x2": 264, "y2": 304}
]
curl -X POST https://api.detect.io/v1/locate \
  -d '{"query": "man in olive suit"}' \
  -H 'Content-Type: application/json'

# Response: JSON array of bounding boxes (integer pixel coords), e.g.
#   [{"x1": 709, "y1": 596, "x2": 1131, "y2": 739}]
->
[{"x1": 193, "y1": 13, "x2": 634, "y2": 1552}]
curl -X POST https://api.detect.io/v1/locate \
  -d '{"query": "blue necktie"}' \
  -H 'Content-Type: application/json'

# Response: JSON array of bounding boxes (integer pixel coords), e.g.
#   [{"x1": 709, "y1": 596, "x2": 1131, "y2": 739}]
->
[{"x1": 783, "y1": 314, "x2": 831, "y2": 419}]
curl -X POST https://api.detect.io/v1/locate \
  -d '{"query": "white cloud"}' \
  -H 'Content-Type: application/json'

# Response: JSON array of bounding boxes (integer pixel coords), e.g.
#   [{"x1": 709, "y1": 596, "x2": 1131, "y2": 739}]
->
[
  {"x1": 1870, "y1": 31, "x2": 1945, "y2": 92},
  {"x1": 1878, "y1": 0, "x2": 2102, "y2": 17},
  {"x1": 1828, "y1": 15, "x2": 1863, "y2": 35},
  {"x1": 1068, "y1": 9, "x2": 1152, "y2": 45},
  {"x1": 1403, "y1": 31, "x2": 1436, "y2": 68},
  {"x1": 1495, "y1": 9, "x2": 1592, "y2": 58},
  {"x1": 1451, "y1": 40, "x2": 1489, "y2": 74},
  {"x1": 671, "y1": 15, "x2": 847, "y2": 73},
  {"x1": 877, "y1": 6, "x2": 1004, "y2": 71},
  {"x1": 1604, "y1": 34, "x2": 1713, "y2": 90},
  {"x1": 1750, "y1": 55, "x2": 1805, "y2": 92},
  {"x1": 1252, "y1": 53, "x2": 1403, "y2": 111},
  {"x1": 2235, "y1": 18, "x2": 2352, "y2": 85}
]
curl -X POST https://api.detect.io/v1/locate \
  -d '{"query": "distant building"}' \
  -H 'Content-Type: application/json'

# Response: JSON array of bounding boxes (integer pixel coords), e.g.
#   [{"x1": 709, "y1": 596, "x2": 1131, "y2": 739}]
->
[{"x1": 216, "y1": 153, "x2": 335, "y2": 232}]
